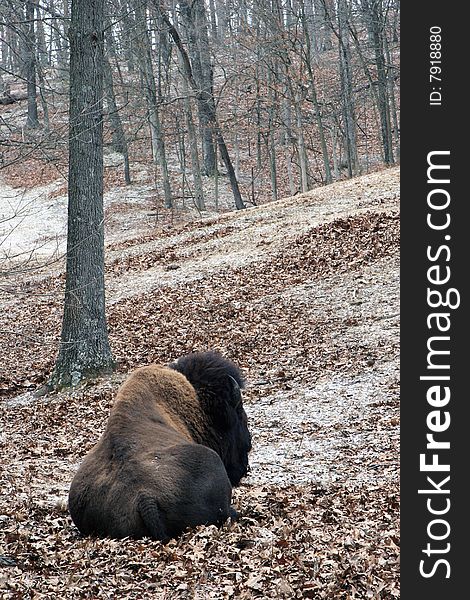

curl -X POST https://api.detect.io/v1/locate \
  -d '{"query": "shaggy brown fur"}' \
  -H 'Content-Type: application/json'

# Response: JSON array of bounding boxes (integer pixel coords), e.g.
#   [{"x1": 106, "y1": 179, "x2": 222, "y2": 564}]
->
[{"x1": 68, "y1": 352, "x2": 251, "y2": 541}]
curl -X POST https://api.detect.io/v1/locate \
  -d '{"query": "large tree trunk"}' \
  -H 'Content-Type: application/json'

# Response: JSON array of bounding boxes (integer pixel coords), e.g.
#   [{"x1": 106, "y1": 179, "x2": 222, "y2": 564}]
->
[
  {"x1": 135, "y1": 2, "x2": 172, "y2": 208},
  {"x1": 282, "y1": 97, "x2": 296, "y2": 195},
  {"x1": 133, "y1": 5, "x2": 171, "y2": 205},
  {"x1": 215, "y1": 126, "x2": 246, "y2": 210},
  {"x1": 50, "y1": 0, "x2": 114, "y2": 389},
  {"x1": 180, "y1": 60, "x2": 205, "y2": 210},
  {"x1": 215, "y1": 0, "x2": 228, "y2": 38},
  {"x1": 313, "y1": 0, "x2": 334, "y2": 52},
  {"x1": 54, "y1": 0, "x2": 70, "y2": 74},
  {"x1": 300, "y1": 2, "x2": 332, "y2": 184},
  {"x1": 294, "y1": 91, "x2": 310, "y2": 193},
  {"x1": 383, "y1": 29, "x2": 399, "y2": 159}
]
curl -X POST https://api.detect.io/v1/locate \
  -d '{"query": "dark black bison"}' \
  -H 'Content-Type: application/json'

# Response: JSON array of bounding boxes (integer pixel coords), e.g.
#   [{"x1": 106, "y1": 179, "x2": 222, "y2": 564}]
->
[{"x1": 68, "y1": 351, "x2": 251, "y2": 541}]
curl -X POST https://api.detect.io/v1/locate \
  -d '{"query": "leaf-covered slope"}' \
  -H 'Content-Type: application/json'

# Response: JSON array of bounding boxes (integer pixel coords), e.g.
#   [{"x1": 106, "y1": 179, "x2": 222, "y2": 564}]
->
[{"x1": 1, "y1": 166, "x2": 400, "y2": 599}]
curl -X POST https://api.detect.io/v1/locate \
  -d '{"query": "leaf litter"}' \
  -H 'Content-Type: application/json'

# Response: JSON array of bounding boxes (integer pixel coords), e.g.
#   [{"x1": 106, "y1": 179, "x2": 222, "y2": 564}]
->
[{"x1": 1, "y1": 166, "x2": 399, "y2": 598}]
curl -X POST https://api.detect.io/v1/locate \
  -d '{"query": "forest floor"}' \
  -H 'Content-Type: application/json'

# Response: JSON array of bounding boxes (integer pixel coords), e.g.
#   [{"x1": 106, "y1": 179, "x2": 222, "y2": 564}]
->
[{"x1": 0, "y1": 166, "x2": 400, "y2": 599}]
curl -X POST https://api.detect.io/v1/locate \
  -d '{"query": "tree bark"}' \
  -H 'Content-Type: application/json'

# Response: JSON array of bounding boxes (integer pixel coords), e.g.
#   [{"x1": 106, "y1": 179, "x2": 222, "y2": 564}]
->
[
  {"x1": 24, "y1": 0, "x2": 39, "y2": 129},
  {"x1": 337, "y1": 0, "x2": 359, "y2": 177},
  {"x1": 181, "y1": 65, "x2": 205, "y2": 210},
  {"x1": 179, "y1": 0, "x2": 217, "y2": 176},
  {"x1": 50, "y1": 0, "x2": 114, "y2": 389},
  {"x1": 208, "y1": 0, "x2": 218, "y2": 39},
  {"x1": 155, "y1": 0, "x2": 245, "y2": 209},
  {"x1": 367, "y1": 0, "x2": 394, "y2": 164},
  {"x1": 103, "y1": 53, "x2": 131, "y2": 184},
  {"x1": 294, "y1": 91, "x2": 310, "y2": 192},
  {"x1": 135, "y1": 2, "x2": 172, "y2": 208},
  {"x1": 300, "y1": 1, "x2": 332, "y2": 183}
]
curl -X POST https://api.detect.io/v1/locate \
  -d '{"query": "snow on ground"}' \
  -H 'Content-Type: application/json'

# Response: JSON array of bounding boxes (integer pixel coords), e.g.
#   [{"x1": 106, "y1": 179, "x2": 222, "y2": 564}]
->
[
  {"x1": 0, "y1": 179, "x2": 66, "y2": 261},
  {"x1": 247, "y1": 359, "x2": 399, "y2": 488}
]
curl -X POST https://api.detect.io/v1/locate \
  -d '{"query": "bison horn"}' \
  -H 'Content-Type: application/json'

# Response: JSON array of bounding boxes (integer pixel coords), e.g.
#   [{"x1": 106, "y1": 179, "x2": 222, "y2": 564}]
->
[{"x1": 228, "y1": 375, "x2": 242, "y2": 408}]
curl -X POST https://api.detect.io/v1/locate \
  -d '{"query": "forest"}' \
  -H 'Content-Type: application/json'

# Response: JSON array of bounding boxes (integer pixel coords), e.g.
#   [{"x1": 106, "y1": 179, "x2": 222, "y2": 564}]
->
[
  {"x1": 1, "y1": 0, "x2": 399, "y2": 209},
  {"x1": 1, "y1": 1, "x2": 400, "y2": 598}
]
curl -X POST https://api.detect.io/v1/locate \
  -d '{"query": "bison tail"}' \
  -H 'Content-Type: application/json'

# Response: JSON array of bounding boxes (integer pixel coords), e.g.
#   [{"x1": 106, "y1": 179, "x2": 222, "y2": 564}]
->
[{"x1": 137, "y1": 495, "x2": 167, "y2": 541}]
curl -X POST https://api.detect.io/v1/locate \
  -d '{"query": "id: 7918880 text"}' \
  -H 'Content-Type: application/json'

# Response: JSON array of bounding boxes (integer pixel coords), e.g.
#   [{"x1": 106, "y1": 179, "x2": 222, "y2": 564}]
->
[{"x1": 429, "y1": 26, "x2": 442, "y2": 106}]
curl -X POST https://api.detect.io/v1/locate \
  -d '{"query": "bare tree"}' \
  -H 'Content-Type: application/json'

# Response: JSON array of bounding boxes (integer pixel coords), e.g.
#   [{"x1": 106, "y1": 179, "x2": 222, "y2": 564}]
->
[
  {"x1": 50, "y1": 0, "x2": 115, "y2": 389},
  {"x1": 336, "y1": 0, "x2": 359, "y2": 176},
  {"x1": 103, "y1": 52, "x2": 131, "y2": 184},
  {"x1": 155, "y1": 0, "x2": 246, "y2": 210},
  {"x1": 1, "y1": 0, "x2": 399, "y2": 217},
  {"x1": 24, "y1": 0, "x2": 39, "y2": 128},
  {"x1": 179, "y1": 0, "x2": 217, "y2": 176},
  {"x1": 134, "y1": 1, "x2": 172, "y2": 208},
  {"x1": 360, "y1": 0, "x2": 394, "y2": 164}
]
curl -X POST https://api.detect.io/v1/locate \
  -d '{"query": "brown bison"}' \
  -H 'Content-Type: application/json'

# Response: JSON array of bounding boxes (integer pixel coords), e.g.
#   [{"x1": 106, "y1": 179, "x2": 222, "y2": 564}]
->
[{"x1": 68, "y1": 351, "x2": 251, "y2": 541}]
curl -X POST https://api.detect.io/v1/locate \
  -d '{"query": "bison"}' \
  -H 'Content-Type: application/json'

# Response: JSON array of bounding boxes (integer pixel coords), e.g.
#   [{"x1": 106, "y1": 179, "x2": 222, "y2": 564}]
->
[{"x1": 68, "y1": 351, "x2": 251, "y2": 541}]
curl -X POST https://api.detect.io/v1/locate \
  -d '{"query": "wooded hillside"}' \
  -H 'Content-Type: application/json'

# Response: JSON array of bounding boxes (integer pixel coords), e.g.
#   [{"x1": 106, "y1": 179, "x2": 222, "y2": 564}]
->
[
  {"x1": 1, "y1": 0, "x2": 399, "y2": 210},
  {"x1": 1, "y1": 2, "x2": 400, "y2": 597}
]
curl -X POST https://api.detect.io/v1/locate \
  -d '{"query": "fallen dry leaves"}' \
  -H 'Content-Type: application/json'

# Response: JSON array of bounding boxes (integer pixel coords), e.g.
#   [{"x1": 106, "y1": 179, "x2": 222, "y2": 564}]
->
[
  {"x1": 1, "y1": 167, "x2": 400, "y2": 598},
  {"x1": 1, "y1": 444, "x2": 399, "y2": 599}
]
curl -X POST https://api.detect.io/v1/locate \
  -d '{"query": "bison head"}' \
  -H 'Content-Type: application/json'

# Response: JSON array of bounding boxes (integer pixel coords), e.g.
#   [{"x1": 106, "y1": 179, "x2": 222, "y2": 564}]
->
[
  {"x1": 169, "y1": 351, "x2": 252, "y2": 486},
  {"x1": 68, "y1": 351, "x2": 251, "y2": 541}
]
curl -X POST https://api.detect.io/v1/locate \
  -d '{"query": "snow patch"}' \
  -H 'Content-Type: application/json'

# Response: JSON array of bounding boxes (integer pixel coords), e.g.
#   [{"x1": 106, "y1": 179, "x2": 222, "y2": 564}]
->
[{"x1": 246, "y1": 361, "x2": 399, "y2": 488}]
